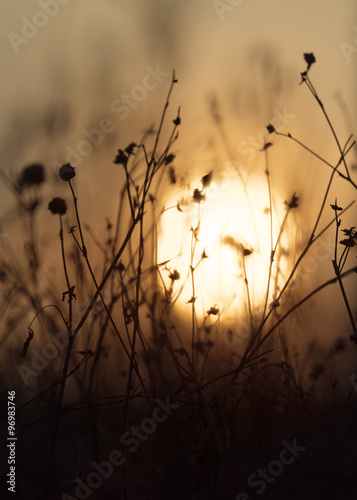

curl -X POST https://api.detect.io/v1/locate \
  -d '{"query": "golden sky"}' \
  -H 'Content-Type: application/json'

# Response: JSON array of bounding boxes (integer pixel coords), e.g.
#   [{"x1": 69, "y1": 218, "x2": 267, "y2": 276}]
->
[
  {"x1": 0, "y1": 0, "x2": 356, "y2": 265},
  {"x1": 0, "y1": 0, "x2": 356, "y2": 393},
  {"x1": 1, "y1": 0, "x2": 355, "y2": 147}
]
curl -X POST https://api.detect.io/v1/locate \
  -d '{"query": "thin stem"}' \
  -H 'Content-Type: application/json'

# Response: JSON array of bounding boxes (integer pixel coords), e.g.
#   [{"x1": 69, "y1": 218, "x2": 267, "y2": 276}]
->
[
  {"x1": 28, "y1": 304, "x2": 67, "y2": 330},
  {"x1": 241, "y1": 247, "x2": 253, "y2": 334},
  {"x1": 262, "y1": 148, "x2": 274, "y2": 322},
  {"x1": 150, "y1": 70, "x2": 177, "y2": 164},
  {"x1": 306, "y1": 74, "x2": 350, "y2": 179},
  {"x1": 338, "y1": 246, "x2": 350, "y2": 272},
  {"x1": 241, "y1": 155, "x2": 354, "y2": 364},
  {"x1": 68, "y1": 181, "x2": 138, "y2": 379},
  {"x1": 333, "y1": 203, "x2": 339, "y2": 264},
  {"x1": 333, "y1": 263, "x2": 357, "y2": 335},
  {"x1": 123, "y1": 159, "x2": 135, "y2": 220},
  {"x1": 313, "y1": 200, "x2": 355, "y2": 241},
  {"x1": 275, "y1": 131, "x2": 357, "y2": 190},
  {"x1": 72, "y1": 214, "x2": 140, "y2": 339},
  {"x1": 331, "y1": 213, "x2": 357, "y2": 336},
  {"x1": 112, "y1": 129, "x2": 151, "y2": 254},
  {"x1": 251, "y1": 266, "x2": 357, "y2": 357},
  {"x1": 57, "y1": 214, "x2": 74, "y2": 412},
  {"x1": 181, "y1": 266, "x2": 357, "y2": 401},
  {"x1": 190, "y1": 224, "x2": 197, "y2": 372}
]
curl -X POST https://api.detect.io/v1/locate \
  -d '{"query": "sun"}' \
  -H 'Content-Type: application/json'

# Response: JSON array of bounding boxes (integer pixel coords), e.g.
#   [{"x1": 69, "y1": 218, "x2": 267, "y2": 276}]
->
[{"x1": 157, "y1": 172, "x2": 290, "y2": 322}]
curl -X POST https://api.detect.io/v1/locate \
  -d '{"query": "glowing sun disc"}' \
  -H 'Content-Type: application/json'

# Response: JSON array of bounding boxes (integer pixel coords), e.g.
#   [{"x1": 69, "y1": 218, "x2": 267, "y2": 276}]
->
[{"x1": 158, "y1": 175, "x2": 288, "y2": 320}]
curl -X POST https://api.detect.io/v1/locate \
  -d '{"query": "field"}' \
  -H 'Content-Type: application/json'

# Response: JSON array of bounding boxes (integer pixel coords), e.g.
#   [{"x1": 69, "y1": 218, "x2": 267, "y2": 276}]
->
[{"x1": 0, "y1": 44, "x2": 357, "y2": 500}]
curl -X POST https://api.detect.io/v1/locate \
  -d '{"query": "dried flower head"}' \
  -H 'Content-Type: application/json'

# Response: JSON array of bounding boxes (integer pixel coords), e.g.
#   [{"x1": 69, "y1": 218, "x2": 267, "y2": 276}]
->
[
  {"x1": 330, "y1": 201, "x2": 343, "y2": 211},
  {"x1": 114, "y1": 149, "x2": 128, "y2": 165},
  {"x1": 48, "y1": 197, "x2": 67, "y2": 215},
  {"x1": 193, "y1": 188, "x2": 206, "y2": 203},
  {"x1": 242, "y1": 247, "x2": 253, "y2": 257},
  {"x1": 168, "y1": 166, "x2": 177, "y2": 184},
  {"x1": 284, "y1": 193, "x2": 299, "y2": 209},
  {"x1": 350, "y1": 334, "x2": 357, "y2": 345},
  {"x1": 125, "y1": 142, "x2": 137, "y2": 156},
  {"x1": 59, "y1": 163, "x2": 75, "y2": 181},
  {"x1": 19, "y1": 164, "x2": 45, "y2": 188},
  {"x1": 340, "y1": 227, "x2": 356, "y2": 248},
  {"x1": 165, "y1": 154, "x2": 176, "y2": 165},
  {"x1": 207, "y1": 306, "x2": 219, "y2": 316},
  {"x1": 304, "y1": 52, "x2": 316, "y2": 70},
  {"x1": 173, "y1": 108, "x2": 181, "y2": 126},
  {"x1": 169, "y1": 269, "x2": 180, "y2": 281},
  {"x1": 260, "y1": 142, "x2": 273, "y2": 151},
  {"x1": 201, "y1": 171, "x2": 213, "y2": 189},
  {"x1": 269, "y1": 299, "x2": 280, "y2": 310},
  {"x1": 21, "y1": 327, "x2": 34, "y2": 358}
]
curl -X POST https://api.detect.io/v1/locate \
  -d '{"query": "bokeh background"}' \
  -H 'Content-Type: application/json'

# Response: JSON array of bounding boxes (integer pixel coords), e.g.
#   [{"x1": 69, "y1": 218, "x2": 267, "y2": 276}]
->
[
  {"x1": 1, "y1": 0, "x2": 356, "y2": 353},
  {"x1": 1, "y1": 2, "x2": 357, "y2": 499},
  {"x1": 1, "y1": 0, "x2": 356, "y2": 209}
]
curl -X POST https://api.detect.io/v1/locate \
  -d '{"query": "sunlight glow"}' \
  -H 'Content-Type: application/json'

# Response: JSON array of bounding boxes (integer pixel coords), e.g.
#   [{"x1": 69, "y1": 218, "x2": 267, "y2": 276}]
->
[{"x1": 158, "y1": 173, "x2": 290, "y2": 321}]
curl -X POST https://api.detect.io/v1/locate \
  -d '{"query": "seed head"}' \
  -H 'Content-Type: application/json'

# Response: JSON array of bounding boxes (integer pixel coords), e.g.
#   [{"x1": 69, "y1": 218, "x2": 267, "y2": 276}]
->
[
  {"x1": 59, "y1": 163, "x2": 76, "y2": 181},
  {"x1": 19, "y1": 164, "x2": 45, "y2": 188},
  {"x1": 48, "y1": 197, "x2": 67, "y2": 215}
]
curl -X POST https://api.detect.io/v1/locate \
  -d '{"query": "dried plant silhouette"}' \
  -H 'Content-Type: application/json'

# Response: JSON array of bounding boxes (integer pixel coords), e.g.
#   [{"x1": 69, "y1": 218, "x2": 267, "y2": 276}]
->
[{"x1": 0, "y1": 55, "x2": 356, "y2": 500}]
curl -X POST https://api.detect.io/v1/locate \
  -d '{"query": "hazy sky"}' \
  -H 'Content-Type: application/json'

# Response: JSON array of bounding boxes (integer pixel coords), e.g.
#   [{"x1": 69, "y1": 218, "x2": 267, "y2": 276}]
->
[
  {"x1": 0, "y1": 0, "x2": 356, "y2": 371},
  {"x1": 1, "y1": 0, "x2": 355, "y2": 147},
  {"x1": 0, "y1": 0, "x2": 356, "y2": 251}
]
